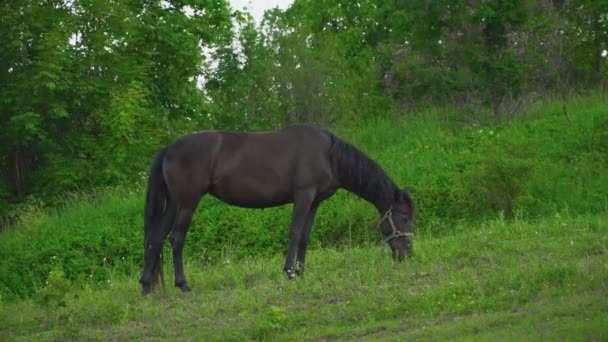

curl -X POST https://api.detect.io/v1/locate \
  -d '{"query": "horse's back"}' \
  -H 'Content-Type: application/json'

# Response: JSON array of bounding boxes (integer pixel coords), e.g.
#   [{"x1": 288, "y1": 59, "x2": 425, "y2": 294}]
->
[
  {"x1": 161, "y1": 125, "x2": 336, "y2": 208},
  {"x1": 164, "y1": 124, "x2": 331, "y2": 167}
]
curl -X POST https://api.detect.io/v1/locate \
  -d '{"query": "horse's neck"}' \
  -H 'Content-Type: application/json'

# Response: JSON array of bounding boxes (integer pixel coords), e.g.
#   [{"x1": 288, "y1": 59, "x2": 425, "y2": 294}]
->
[
  {"x1": 342, "y1": 180, "x2": 395, "y2": 214},
  {"x1": 330, "y1": 136, "x2": 396, "y2": 214}
]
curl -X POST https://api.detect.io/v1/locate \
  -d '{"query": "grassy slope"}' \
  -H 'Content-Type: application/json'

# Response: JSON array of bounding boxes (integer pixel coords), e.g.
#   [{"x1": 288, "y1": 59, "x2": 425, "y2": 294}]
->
[
  {"x1": 1, "y1": 95, "x2": 607, "y2": 339},
  {"x1": 2, "y1": 95, "x2": 607, "y2": 301},
  {"x1": 1, "y1": 214, "x2": 606, "y2": 340}
]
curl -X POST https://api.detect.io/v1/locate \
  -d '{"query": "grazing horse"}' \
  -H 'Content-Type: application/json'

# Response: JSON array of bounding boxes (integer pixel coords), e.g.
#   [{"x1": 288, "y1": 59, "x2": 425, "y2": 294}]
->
[{"x1": 140, "y1": 124, "x2": 416, "y2": 294}]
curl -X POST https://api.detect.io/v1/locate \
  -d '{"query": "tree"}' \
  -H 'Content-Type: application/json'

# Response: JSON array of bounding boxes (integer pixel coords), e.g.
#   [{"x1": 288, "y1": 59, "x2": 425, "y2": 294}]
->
[
  {"x1": 561, "y1": 0, "x2": 608, "y2": 83},
  {"x1": 207, "y1": 0, "x2": 391, "y2": 128},
  {"x1": 0, "y1": 0, "x2": 233, "y2": 205}
]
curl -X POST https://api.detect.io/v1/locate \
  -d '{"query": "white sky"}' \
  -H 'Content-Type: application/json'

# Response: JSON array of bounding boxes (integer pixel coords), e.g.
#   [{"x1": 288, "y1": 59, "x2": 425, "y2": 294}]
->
[{"x1": 229, "y1": 0, "x2": 294, "y2": 23}]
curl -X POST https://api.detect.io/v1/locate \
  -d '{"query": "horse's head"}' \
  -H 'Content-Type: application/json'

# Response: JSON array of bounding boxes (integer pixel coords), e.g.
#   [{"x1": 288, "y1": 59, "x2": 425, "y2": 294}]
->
[{"x1": 380, "y1": 188, "x2": 416, "y2": 261}]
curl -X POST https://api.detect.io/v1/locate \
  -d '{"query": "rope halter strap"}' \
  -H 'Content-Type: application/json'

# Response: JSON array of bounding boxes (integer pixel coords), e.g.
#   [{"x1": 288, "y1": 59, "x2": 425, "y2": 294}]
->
[{"x1": 379, "y1": 206, "x2": 414, "y2": 244}]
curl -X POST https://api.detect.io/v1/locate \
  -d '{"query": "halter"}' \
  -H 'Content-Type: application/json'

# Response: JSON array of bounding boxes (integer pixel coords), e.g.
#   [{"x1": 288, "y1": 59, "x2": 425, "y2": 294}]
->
[{"x1": 379, "y1": 206, "x2": 414, "y2": 243}]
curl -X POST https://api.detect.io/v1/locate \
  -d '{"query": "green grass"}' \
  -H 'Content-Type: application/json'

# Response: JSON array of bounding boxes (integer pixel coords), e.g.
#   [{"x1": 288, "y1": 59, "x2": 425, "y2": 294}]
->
[
  {"x1": 1, "y1": 213, "x2": 606, "y2": 340},
  {"x1": 3, "y1": 94, "x2": 607, "y2": 301},
  {"x1": 1, "y1": 94, "x2": 606, "y2": 339}
]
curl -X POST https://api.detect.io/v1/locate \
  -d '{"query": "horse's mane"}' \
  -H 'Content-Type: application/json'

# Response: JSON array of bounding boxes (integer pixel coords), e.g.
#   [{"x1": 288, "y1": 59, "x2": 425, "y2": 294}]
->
[{"x1": 328, "y1": 134, "x2": 397, "y2": 207}]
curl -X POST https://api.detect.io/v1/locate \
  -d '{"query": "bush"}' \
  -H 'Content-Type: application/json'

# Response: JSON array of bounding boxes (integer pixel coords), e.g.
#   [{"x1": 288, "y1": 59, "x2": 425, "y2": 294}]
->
[{"x1": 38, "y1": 269, "x2": 71, "y2": 308}]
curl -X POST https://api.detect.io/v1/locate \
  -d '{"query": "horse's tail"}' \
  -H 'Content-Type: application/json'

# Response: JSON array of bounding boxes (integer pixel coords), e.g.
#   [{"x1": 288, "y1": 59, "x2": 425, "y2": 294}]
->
[{"x1": 144, "y1": 147, "x2": 168, "y2": 290}]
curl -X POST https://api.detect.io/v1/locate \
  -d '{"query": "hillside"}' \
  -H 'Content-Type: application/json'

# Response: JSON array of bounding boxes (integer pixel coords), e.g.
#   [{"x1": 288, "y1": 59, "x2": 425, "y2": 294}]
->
[{"x1": 0, "y1": 96, "x2": 607, "y2": 339}]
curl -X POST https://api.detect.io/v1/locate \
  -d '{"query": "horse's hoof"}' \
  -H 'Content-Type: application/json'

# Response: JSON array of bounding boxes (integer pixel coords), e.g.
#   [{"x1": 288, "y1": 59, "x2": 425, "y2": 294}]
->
[
  {"x1": 284, "y1": 268, "x2": 296, "y2": 280},
  {"x1": 141, "y1": 285, "x2": 152, "y2": 296},
  {"x1": 295, "y1": 262, "x2": 304, "y2": 277},
  {"x1": 176, "y1": 282, "x2": 191, "y2": 292}
]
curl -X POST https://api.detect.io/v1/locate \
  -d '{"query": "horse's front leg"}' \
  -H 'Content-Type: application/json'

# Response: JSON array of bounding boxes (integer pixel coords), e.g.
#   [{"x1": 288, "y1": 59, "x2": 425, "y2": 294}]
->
[
  {"x1": 284, "y1": 190, "x2": 315, "y2": 279},
  {"x1": 295, "y1": 202, "x2": 319, "y2": 277}
]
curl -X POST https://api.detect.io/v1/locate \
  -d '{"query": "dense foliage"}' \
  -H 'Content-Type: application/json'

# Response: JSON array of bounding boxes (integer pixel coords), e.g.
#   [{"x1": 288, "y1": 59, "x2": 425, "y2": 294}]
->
[
  {"x1": 0, "y1": 0, "x2": 233, "y2": 212},
  {"x1": 1, "y1": 0, "x2": 607, "y2": 215}
]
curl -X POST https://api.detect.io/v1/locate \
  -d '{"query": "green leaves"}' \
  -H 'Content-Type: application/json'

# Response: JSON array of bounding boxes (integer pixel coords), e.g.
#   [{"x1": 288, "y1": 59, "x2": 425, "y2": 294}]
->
[
  {"x1": 39, "y1": 269, "x2": 71, "y2": 309},
  {"x1": 1, "y1": 0, "x2": 607, "y2": 210},
  {"x1": 0, "y1": 0, "x2": 234, "y2": 201},
  {"x1": 8, "y1": 112, "x2": 45, "y2": 144}
]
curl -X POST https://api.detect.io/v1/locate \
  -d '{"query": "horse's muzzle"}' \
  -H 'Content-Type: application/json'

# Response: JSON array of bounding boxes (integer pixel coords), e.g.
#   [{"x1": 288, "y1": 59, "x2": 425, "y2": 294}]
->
[{"x1": 391, "y1": 247, "x2": 413, "y2": 261}]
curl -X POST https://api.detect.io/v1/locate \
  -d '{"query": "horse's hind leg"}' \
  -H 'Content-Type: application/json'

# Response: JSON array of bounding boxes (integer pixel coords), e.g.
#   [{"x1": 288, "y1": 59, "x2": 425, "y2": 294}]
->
[{"x1": 169, "y1": 207, "x2": 195, "y2": 292}]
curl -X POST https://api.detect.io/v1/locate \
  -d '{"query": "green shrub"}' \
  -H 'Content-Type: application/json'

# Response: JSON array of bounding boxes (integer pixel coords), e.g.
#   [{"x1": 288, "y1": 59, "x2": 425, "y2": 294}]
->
[{"x1": 39, "y1": 269, "x2": 71, "y2": 308}]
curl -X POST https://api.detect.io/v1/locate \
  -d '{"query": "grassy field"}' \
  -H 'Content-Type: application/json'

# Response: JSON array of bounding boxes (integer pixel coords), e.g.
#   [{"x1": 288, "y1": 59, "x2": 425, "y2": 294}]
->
[
  {"x1": 1, "y1": 213, "x2": 606, "y2": 340},
  {"x1": 1, "y1": 95, "x2": 607, "y2": 340}
]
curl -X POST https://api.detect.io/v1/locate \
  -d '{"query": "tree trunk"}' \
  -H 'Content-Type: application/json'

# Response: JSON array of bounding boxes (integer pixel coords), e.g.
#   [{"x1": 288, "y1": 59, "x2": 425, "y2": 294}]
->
[
  {"x1": 593, "y1": 36, "x2": 602, "y2": 78},
  {"x1": 591, "y1": 5, "x2": 603, "y2": 81},
  {"x1": 9, "y1": 148, "x2": 26, "y2": 199},
  {"x1": 492, "y1": 93, "x2": 503, "y2": 123}
]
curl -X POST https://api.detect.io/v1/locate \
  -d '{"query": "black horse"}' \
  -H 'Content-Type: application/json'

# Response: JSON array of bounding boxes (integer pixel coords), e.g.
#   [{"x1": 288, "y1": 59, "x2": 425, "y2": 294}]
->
[{"x1": 140, "y1": 124, "x2": 415, "y2": 294}]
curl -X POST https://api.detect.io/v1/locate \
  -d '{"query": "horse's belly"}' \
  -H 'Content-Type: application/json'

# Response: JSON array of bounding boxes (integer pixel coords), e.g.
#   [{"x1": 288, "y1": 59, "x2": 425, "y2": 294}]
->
[
  {"x1": 216, "y1": 196, "x2": 291, "y2": 209},
  {"x1": 209, "y1": 177, "x2": 292, "y2": 209}
]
